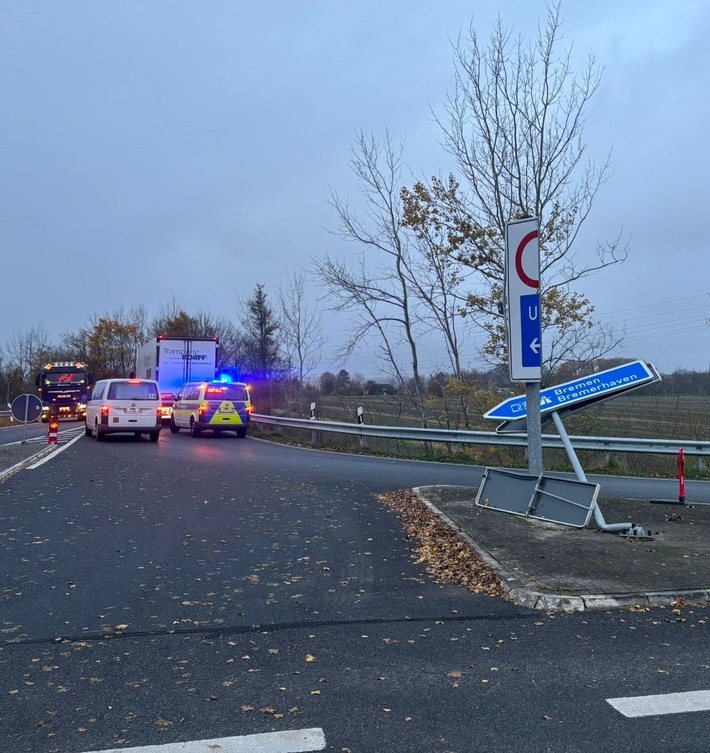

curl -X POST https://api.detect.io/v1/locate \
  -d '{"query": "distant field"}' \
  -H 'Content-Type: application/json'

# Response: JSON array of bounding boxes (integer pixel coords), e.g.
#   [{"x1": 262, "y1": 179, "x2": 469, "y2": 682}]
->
[
  {"x1": 256, "y1": 392, "x2": 710, "y2": 479},
  {"x1": 308, "y1": 393, "x2": 710, "y2": 441},
  {"x1": 563, "y1": 394, "x2": 710, "y2": 441}
]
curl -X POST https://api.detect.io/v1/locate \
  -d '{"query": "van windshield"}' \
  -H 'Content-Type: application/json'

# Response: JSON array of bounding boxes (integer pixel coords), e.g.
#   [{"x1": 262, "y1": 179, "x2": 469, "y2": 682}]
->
[
  {"x1": 107, "y1": 382, "x2": 159, "y2": 400},
  {"x1": 204, "y1": 384, "x2": 249, "y2": 401}
]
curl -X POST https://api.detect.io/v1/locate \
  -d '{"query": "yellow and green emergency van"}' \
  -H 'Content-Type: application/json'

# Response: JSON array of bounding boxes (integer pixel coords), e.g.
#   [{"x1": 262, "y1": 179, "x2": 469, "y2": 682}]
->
[{"x1": 170, "y1": 379, "x2": 252, "y2": 437}]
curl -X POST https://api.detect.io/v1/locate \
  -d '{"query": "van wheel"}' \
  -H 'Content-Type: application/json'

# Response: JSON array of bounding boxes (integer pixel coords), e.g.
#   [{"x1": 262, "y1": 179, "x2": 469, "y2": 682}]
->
[
  {"x1": 149, "y1": 431, "x2": 160, "y2": 442},
  {"x1": 95, "y1": 421, "x2": 105, "y2": 441},
  {"x1": 190, "y1": 418, "x2": 201, "y2": 438},
  {"x1": 169, "y1": 416, "x2": 179, "y2": 433},
  {"x1": 85, "y1": 422, "x2": 92, "y2": 437},
  {"x1": 236, "y1": 427, "x2": 247, "y2": 438}
]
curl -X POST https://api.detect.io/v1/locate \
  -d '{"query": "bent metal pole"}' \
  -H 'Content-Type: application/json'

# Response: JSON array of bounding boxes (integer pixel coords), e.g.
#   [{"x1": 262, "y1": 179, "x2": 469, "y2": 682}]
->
[{"x1": 550, "y1": 410, "x2": 636, "y2": 534}]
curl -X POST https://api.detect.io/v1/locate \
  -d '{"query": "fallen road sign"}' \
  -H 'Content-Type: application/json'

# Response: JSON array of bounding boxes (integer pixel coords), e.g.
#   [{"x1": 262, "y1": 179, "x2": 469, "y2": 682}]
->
[{"x1": 485, "y1": 360, "x2": 661, "y2": 433}]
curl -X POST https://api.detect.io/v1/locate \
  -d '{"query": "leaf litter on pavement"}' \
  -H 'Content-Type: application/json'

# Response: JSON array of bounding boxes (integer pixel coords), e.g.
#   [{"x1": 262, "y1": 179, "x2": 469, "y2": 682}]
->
[{"x1": 378, "y1": 490, "x2": 505, "y2": 599}]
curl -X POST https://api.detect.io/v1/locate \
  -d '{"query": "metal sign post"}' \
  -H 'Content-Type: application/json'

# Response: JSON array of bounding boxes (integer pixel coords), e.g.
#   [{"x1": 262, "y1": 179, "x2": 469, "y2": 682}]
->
[
  {"x1": 505, "y1": 218, "x2": 542, "y2": 474},
  {"x1": 356, "y1": 407, "x2": 367, "y2": 449}
]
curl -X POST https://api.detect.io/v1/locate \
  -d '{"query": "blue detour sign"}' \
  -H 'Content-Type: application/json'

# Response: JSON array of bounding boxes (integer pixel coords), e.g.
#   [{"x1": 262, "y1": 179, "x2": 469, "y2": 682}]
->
[
  {"x1": 485, "y1": 360, "x2": 661, "y2": 432},
  {"x1": 520, "y1": 293, "x2": 541, "y2": 369}
]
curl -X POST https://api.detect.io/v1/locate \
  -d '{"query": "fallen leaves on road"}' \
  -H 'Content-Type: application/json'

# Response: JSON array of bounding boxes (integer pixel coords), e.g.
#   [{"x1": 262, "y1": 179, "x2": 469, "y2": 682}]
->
[{"x1": 378, "y1": 490, "x2": 504, "y2": 598}]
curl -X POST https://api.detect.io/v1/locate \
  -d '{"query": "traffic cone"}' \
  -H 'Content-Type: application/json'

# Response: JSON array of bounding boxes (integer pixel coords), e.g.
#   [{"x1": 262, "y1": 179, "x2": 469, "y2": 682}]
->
[{"x1": 48, "y1": 417, "x2": 59, "y2": 444}]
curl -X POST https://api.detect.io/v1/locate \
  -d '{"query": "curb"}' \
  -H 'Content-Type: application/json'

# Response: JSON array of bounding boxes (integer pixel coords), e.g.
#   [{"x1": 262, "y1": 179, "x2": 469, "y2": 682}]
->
[
  {"x1": 413, "y1": 486, "x2": 710, "y2": 614},
  {"x1": 0, "y1": 444, "x2": 57, "y2": 483}
]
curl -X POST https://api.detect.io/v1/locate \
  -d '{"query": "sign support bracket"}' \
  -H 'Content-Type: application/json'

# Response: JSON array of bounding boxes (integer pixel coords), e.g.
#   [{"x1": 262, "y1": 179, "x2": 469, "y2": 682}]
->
[
  {"x1": 550, "y1": 410, "x2": 646, "y2": 536},
  {"x1": 526, "y1": 382, "x2": 542, "y2": 475}
]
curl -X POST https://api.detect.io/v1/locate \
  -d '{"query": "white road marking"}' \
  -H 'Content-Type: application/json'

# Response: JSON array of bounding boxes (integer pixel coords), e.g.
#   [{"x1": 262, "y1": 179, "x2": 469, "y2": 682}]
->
[
  {"x1": 79, "y1": 728, "x2": 327, "y2": 753},
  {"x1": 607, "y1": 690, "x2": 710, "y2": 717},
  {"x1": 0, "y1": 454, "x2": 46, "y2": 482},
  {"x1": 2, "y1": 425, "x2": 83, "y2": 447},
  {"x1": 28, "y1": 430, "x2": 84, "y2": 468}
]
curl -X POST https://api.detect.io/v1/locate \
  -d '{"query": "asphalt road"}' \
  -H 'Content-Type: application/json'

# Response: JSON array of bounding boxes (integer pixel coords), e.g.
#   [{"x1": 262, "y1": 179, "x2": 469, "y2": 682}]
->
[{"x1": 1, "y1": 431, "x2": 710, "y2": 752}]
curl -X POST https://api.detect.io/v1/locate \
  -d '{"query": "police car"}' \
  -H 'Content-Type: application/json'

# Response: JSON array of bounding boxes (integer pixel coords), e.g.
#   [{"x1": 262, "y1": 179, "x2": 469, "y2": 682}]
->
[{"x1": 170, "y1": 379, "x2": 252, "y2": 437}]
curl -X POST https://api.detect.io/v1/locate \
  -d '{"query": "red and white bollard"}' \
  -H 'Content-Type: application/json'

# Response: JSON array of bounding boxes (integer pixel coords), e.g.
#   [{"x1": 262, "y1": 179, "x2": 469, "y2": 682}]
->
[
  {"x1": 678, "y1": 448, "x2": 686, "y2": 503},
  {"x1": 48, "y1": 416, "x2": 59, "y2": 444}
]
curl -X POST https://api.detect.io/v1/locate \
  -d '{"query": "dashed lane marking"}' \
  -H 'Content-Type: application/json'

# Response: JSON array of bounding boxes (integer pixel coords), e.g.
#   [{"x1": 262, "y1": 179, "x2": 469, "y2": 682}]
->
[
  {"x1": 607, "y1": 690, "x2": 710, "y2": 717},
  {"x1": 79, "y1": 728, "x2": 327, "y2": 753}
]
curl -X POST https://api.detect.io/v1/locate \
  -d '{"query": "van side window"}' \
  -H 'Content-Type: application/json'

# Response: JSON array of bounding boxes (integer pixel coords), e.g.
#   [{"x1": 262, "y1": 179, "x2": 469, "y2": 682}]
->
[{"x1": 91, "y1": 382, "x2": 105, "y2": 401}]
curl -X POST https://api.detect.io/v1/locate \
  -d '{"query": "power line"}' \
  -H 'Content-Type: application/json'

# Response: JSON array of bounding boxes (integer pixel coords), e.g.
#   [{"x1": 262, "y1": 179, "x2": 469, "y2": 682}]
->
[
  {"x1": 595, "y1": 292, "x2": 709, "y2": 319},
  {"x1": 624, "y1": 241, "x2": 710, "y2": 263}
]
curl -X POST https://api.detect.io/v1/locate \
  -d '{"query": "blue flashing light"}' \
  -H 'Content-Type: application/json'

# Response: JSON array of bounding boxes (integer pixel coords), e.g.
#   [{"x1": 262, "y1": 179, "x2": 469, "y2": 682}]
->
[{"x1": 218, "y1": 367, "x2": 241, "y2": 383}]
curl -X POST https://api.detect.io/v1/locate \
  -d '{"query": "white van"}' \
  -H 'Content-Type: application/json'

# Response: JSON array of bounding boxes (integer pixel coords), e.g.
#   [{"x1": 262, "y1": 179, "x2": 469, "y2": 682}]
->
[{"x1": 85, "y1": 379, "x2": 162, "y2": 442}]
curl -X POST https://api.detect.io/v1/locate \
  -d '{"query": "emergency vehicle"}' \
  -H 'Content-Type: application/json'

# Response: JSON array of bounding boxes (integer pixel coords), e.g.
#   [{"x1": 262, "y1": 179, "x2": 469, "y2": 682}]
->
[{"x1": 170, "y1": 378, "x2": 252, "y2": 437}]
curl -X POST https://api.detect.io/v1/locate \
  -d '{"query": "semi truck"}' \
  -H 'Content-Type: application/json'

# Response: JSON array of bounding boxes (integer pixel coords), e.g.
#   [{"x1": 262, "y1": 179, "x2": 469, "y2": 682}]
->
[
  {"x1": 35, "y1": 361, "x2": 92, "y2": 422},
  {"x1": 135, "y1": 336, "x2": 220, "y2": 421}
]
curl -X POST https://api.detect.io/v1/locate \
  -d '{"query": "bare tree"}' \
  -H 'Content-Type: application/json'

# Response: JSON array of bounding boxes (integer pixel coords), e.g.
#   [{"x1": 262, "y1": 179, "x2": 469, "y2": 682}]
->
[
  {"x1": 403, "y1": 3, "x2": 626, "y2": 381},
  {"x1": 147, "y1": 299, "x2": 238, "y2": 361},
  {"x1": 60, "y1": 305, "x2": 148, "y2": 375},
  {"x1": 148, "y1": 296, "x2": 200, "y2": 338},
  {"x1": 1, "y1": 323, "x2": 53, "y2": 392},
  {"x1": 314, "y1": 130, "x2": 435, "y2": 423},
  {"x1": 277, "y1": 268, "x2": 326, "y2": 391},
  {"x1": 403, "y1": 193, "x2": 475, "y2": 380}
]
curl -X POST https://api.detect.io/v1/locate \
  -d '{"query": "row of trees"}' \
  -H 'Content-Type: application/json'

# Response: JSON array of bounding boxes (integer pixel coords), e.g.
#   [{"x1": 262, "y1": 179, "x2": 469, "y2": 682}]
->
[{"x1": 0, "y1": 276, "x2": 325, "y2": 410}]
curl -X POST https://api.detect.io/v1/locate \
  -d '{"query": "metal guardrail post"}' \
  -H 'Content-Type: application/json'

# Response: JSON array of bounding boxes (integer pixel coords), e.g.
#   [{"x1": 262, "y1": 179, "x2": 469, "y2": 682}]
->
[
  {"x1": 357, "y1": 407, "x2": 367, "y2": 449},
  {"x1": 310, "y1": 402, "x2": 317, "y2": 445}
]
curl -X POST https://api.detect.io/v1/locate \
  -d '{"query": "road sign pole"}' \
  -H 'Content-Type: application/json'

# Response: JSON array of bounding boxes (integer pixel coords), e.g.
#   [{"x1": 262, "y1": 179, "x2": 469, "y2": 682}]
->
[
  {"x1": 22, "y1": 396, "x2": 29, "y2": 444},
  {"x1": 506, "y1": 217, "x2": 543, "y2": 475},
  {"x1": 526, "y1": 382, "x2": 542, "y2": 475},
  {"x1": 11, "y1": 393, "x2": 44, "y2": 444}
]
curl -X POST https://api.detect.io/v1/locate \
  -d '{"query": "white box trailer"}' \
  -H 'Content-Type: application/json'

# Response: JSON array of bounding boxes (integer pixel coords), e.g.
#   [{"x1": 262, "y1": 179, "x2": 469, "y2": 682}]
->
[{"x1": 135, "y1": 336, "x2": 219, "y2": 420}]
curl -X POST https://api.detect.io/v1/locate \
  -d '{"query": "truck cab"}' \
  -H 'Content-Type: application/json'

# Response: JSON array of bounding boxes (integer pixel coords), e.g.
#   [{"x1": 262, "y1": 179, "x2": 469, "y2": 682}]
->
[{"x1": 36, "y1": 362, "x2": 91, "y2": 422}]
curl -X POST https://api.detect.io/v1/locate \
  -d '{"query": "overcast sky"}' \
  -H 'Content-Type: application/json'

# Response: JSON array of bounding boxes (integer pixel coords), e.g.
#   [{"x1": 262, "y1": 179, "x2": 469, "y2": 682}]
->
[{"x1": 2, "y1": 0, "x2": 709, "y2": 378}]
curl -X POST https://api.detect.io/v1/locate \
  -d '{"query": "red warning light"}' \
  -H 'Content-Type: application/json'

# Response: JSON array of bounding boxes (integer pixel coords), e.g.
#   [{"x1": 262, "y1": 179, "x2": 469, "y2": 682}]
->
[{"x1": 48, "y1": 417, "x2": 59, "y2": 444}]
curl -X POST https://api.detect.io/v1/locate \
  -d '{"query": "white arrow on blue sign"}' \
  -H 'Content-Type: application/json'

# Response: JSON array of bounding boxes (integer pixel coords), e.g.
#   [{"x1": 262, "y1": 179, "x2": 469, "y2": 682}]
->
[
  {"x1": 520, "y1": 293, "x2": 541, "y2": 368},
  {"x1": 484, "y1": 360, "x2": 661, "y2": 425}
]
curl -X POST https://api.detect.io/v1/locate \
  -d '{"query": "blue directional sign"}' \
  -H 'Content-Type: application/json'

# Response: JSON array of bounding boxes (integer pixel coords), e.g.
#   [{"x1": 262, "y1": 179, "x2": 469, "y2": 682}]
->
[
  {"x1": 484, "y1": 360, "x2": 661, "y2": 431},
  {"x1": 520, "y1": 293, "x2": 541, "y2": 368}
]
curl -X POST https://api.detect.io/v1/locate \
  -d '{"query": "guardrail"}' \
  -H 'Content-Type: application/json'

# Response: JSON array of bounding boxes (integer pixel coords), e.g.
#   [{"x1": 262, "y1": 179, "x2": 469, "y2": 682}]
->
[{"x1": 252, "y1": 413, "x2": 710, "y2": 465}]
